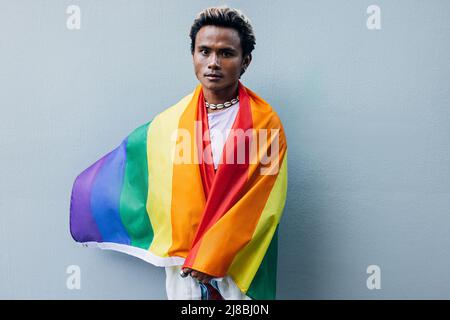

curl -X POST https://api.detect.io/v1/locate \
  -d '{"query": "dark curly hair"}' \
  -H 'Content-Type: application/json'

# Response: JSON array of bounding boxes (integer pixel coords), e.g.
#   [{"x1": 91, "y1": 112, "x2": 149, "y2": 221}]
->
[{"x1": 189, "y1": 6, "x2": 256, "y2": 58}]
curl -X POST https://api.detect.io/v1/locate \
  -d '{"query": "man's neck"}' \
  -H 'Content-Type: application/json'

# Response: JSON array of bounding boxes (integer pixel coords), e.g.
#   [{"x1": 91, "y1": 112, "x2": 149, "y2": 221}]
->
[{"x1": 204, "y1": 83, "x2": 239, "y2": 114}]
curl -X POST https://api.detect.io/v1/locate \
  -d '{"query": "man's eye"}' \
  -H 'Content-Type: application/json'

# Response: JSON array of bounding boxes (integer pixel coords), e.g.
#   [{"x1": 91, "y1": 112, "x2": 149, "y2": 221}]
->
[
  {"x1": 201, "y1": 50, "x2": 208, "y2": 55},
  {"x1": 223, "y1": 52, "x2": 231, "y2": 57}
]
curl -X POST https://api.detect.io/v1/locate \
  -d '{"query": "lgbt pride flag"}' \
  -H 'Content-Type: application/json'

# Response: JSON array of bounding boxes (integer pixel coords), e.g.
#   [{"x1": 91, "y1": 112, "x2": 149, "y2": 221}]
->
[{"x1": 70, "y1": 81, "x2": 287, "y2": 299}]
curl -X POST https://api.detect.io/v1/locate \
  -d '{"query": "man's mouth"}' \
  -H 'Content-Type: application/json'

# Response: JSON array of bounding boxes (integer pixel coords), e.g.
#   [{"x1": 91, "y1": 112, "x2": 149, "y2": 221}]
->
[{"x1": 205, "y1": 73, "x2": 223, "y2": 80}]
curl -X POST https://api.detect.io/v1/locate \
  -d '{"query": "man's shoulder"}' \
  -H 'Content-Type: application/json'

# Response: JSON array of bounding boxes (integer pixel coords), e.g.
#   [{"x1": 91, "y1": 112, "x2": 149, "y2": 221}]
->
[{"x1": 246, "y1": 87, "x2": 284, "y2": 129}]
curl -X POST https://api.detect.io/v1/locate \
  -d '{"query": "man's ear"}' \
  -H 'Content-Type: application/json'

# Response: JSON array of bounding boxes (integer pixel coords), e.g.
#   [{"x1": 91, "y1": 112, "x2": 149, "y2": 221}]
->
[
  {"x1": 243, "y1": 53, "x2": 252, "y2": 69},
  {"x1": 240, "y1": 54, "x2": 252, "y2": 79}
]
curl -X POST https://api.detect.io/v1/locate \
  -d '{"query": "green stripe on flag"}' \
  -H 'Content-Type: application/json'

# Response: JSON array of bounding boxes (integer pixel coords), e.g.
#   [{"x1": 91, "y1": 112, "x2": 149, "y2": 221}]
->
[
  {"x1": 119, "y1": 121, "x2": 154, "y2": 249},
  {"x1": 246, "y1": 226, "x2": 279, "y2": 300}
]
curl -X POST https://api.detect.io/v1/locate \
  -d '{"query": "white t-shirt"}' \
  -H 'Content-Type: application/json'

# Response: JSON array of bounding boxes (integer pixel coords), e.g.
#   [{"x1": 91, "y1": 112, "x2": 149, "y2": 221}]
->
[{"x1": 206, "y1": 102, "x2": 240, "y2": 170}]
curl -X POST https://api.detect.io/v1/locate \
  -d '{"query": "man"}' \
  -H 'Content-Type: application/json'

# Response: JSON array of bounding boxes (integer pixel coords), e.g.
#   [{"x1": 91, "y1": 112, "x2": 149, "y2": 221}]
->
[
  {"x1": 70, "y1": 6, "x2": 287, "y2": 300},
  {"x1": 181, "y1": 5, "x2": 254, "y2": 288}
]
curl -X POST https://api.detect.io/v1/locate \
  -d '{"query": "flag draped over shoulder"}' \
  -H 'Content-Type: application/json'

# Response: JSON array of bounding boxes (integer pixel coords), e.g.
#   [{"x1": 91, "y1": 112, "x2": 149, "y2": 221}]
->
[{"x1": 70, "y1": 81, "x2": 288, "y2": 300}]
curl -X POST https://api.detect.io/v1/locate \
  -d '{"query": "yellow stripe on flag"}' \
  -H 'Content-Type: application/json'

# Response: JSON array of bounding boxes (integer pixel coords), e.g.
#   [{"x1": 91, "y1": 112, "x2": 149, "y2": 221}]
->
[{"x1": 147, "y1": 93, "x2": 193, "y2": 256}]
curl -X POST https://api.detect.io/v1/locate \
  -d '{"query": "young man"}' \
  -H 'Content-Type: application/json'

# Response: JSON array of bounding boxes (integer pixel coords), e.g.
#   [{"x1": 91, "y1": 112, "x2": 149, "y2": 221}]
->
[{"x1": 70, "y1": 6, "x2": 288, "y2": 300}]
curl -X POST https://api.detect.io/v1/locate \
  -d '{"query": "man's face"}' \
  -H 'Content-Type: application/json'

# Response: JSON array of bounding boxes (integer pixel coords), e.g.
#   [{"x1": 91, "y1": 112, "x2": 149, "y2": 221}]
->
[{"x1": 193, "y1": 25, "x2": 248, "y2": 92}]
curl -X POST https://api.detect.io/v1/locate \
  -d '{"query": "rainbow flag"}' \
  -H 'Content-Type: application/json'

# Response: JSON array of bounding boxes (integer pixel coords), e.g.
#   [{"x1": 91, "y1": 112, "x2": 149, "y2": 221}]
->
[{"x1": 70, "y1": 81, "x2": 287, "y2": 299}]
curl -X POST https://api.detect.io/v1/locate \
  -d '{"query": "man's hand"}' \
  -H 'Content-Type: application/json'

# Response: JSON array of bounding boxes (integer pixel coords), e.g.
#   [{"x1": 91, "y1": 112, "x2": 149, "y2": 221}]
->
[{"x1": 181, "y1": 267, "x2": 213, "y2": 284}]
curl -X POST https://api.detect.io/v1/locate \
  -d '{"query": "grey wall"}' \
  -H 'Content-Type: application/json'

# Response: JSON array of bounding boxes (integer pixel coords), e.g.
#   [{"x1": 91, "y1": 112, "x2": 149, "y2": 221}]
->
[{"x1": 0, "y1": 0, "x2": 449, "y2": 299}]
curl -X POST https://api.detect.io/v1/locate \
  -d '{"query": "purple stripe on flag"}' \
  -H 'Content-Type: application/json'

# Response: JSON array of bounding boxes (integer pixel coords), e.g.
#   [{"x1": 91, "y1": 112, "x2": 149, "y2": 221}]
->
[
  {"x1": 90, "y1": 140, "x2": 131, "y2": 245},
  {"x1": 70, "y1": 155, "x2": 108, "y2": 243}
]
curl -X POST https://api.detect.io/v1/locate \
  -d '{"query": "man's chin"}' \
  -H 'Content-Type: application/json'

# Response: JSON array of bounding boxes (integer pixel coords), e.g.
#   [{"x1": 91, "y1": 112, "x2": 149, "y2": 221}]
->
[
  {"x1": 199, "y1": 78, "x2": 238, "y2": 91},
  {"x1": 200, "y1": 80, "x2": 224, "y2": 91}
]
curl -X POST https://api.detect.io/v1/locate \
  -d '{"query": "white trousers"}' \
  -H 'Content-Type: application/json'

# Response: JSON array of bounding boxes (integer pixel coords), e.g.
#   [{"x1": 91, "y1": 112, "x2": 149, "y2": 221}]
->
[{"x1": 165, "y1": 265, "x2": 252, "y2": 300}]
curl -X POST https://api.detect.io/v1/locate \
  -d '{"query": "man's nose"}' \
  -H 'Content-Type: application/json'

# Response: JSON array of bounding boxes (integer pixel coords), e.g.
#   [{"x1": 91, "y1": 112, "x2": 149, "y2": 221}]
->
[{"x1": 208, "y1": 53, "x2": 221, "y2": 69}]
